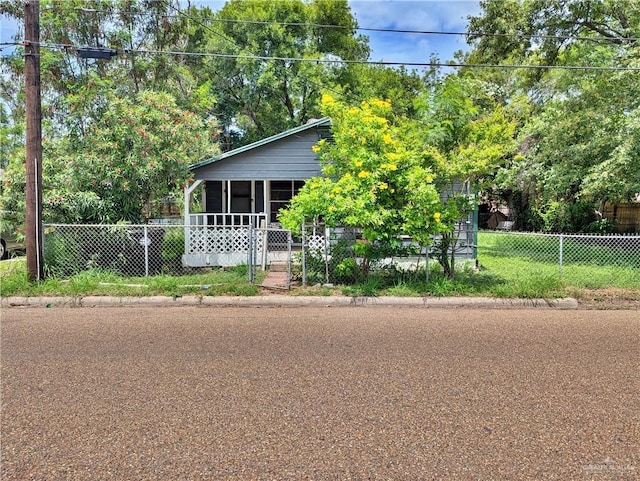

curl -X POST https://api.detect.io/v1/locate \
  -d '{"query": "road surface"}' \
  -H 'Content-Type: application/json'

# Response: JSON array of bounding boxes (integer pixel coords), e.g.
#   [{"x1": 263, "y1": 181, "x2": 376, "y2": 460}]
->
[{"x1": 1, "y1": 307, "x2": 638, "y2": 480}]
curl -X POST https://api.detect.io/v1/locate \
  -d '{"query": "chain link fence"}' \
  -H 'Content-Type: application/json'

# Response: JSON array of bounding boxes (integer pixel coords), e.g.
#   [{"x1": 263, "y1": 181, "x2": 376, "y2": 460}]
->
[
  {"x1": 298, "y1": 223, "x2": 479, "y2": 286},
  {"x1": 43, "y1": 223, "x2": 295, "y2": 284},
  {"x1": 43, "y1": 224, "x2": 187, "y2": 278},
  {"x1": 248, "y1": 227, "x2": 292, "y2": 287},
  {"x1": 478, "y1": 231, "x2": 640, "y2": 277},
  {"x1": 42, "y1": 224, "x2": 639, "y2": 287}
]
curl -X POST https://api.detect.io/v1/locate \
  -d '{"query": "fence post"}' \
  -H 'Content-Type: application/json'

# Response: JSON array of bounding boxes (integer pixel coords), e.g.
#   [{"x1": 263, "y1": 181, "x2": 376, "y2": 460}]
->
[
  {"x1": 252, "y1": 226, "x2": 259, "y2": 283},
  {"x1": 143, "y1": 225, "x2": 149, "y2": 277},
  {"x1": 287, "y1": 230, "x2": 292, "y2": 290},
  {"x1": 301, "y1": 222, "x2": 307, "y2": 286},
  {"x1": 558, "y1": 233, "x2": 563, "y2": 279},
  {"x1": 247, "y1": 226, "x2": 253, "y2": 283},
  {"x1": 324, "y1": 227, "x2": 330, "y2": 285},
  {"x1": 261, "y1": 228, "x2": 268, "y2": 270},
  {"x1": 424, "y1": 245, "x2": 429, "y2": 282}
]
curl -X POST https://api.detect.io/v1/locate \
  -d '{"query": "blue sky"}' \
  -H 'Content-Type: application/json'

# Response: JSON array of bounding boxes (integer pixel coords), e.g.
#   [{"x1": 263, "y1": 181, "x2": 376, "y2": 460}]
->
[
  {"x1": 1, "y1": 1, "x2": 481, "y2": 65},
  {"x1": 350, "y1": 1, "x2": 481, "y2": 65}
]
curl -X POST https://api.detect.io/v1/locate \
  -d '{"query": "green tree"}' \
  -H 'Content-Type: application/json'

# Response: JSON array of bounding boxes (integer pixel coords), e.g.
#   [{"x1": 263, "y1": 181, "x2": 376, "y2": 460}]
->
[
  {"x1": 281, "y1": 84, "x2": 516, "y2": 279},
  {"x1": 201, "y1": 0, "x2": 369, "y2": 147},
  {"x1": 0, "y1": 0, "x2": 216, "y2": 133},
  {"x1": 465, "y1": 0, "x2": 640, "y2": 230},
  {"x1": 280, "y1": 94, "x2": 441, "y2": 279},
  {"x1": 411, "y1": 76, "x2": 517, "y2": 276},
  {"x1": 0, "y1": 91, "x2": 219, "y2": 224}
]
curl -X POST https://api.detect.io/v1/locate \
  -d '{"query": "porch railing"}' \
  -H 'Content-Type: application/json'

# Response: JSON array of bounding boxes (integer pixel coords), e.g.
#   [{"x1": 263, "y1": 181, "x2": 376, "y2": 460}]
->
[{"x1": 186, "y1": 213, "x2": 268, "y2": 228}]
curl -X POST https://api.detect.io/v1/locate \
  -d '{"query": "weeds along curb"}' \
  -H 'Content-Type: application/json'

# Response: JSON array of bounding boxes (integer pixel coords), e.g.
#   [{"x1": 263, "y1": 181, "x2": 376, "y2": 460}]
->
[{"x1": 1, "y1": 295, "x2": 579, "y2": 309}]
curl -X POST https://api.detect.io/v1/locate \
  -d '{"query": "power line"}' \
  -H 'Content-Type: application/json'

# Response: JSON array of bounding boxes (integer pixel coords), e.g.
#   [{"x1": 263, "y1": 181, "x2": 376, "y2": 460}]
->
[
  {"x1": 209, "y1": 18, "x2": 640, "y2": 44},
  {"x1": 23, "y1": 41, "x2": 640, "y2": 71},
  {"x1": 62, "y1": 7, "x2": 640, "y2": 44}
]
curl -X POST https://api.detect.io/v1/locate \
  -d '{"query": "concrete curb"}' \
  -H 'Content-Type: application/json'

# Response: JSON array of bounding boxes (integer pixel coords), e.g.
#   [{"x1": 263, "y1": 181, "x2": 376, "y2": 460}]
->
[{"x1": 1, "y1": 295, "x2": 579, "y2": 309}]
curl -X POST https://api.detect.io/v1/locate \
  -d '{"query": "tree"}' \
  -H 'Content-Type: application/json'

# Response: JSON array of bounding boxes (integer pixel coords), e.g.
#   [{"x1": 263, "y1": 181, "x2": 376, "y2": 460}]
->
[
  {"x1": 280, "y1": 82, "x2": 516, "y2": 279},
  {"x1": 411, "y1": 76, "x2": 516, "y2": 276},
  {"x1": 340, "y1": 64, "x2": 428, "y2": 119},
  {"x1": 0, "y1": 90, "x2": 219, "y2": 225},
  {"x1": 0, "y1": 0, "x2": 217, "y2": 134},
  {"x1": 465, "y1": 0, "x2": 640, "y2": 230},
  {"x1": 279, "y1": 94, "x2": 441, "y2": 279},
  {"x1": 201, "y1": 0, "x2": 369, "y2": 147}
]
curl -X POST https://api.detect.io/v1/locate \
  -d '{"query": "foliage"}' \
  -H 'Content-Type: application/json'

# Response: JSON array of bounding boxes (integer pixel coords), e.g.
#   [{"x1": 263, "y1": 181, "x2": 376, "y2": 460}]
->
[
  {"x1": 161, "y1": 228, "x2": 185, "y2": 274},
  {"x1": 1, "y1": 90, "x2": 219, "y2": 224},
  {"x1": 466, "y1": 0, "x2": 640, "y2": 228},
  {"x1": 536, "y1": 200, "x2": 598, "y2": 233},
  {"x1": 299, "y1": 236, "x2": 361, "y2": 285},
  {"x1": 280, "y1": 94, "x2": 442, "y2": 278},
  {"x1": 202, "y1": 0, "x2": 369, "y2": 147},
  {"x1": 281, "y1": 80, "x2": 515, "y2": 279},
  {"x1": 411, "y1": 76, "x2": 516, "y2": 277}
]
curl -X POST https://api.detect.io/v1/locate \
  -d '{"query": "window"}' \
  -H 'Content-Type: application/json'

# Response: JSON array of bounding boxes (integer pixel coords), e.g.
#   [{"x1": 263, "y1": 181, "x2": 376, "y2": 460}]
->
[{"x1": 270, "y1": 180, "x2": 304, "y2": 223}]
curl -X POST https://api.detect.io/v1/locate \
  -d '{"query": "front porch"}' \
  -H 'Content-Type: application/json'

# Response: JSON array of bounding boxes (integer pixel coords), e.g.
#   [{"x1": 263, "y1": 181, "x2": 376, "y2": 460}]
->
[
  {"x1": 183, "y1": 118, "x2": 330, "y2": 268},
  {"x1": 181, "y1": 179, "x2": 300, "y2": 268}
]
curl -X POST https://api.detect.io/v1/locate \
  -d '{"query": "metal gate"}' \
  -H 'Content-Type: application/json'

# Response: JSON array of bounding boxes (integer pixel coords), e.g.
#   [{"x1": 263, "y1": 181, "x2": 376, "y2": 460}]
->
[{"x1": 248, "y1": 227, "x2": 293, "y2": 289}]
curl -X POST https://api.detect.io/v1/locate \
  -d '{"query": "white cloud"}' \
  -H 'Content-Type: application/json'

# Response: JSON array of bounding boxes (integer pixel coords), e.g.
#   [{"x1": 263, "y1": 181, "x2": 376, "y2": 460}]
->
[
  {"x1": 349, "y1": 0, "x2": 481, "y2": 63},
  {"x1": 1, "y1": 1, "x2": 482, "y2": 66}
]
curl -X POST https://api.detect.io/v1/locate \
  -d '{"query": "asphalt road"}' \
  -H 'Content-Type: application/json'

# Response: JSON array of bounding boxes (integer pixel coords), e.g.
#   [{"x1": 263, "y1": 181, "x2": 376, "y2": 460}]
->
[{"x1": 1, "y1": 307, "x2": 638, "y2": 480}]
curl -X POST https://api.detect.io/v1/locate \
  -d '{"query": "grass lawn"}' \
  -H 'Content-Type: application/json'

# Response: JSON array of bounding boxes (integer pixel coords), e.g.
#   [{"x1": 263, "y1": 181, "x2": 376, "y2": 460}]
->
[
  {"x1": 0, "y1": 258, "x2": 260, "y2": 298},
  {"x1": 2, "y1": 236, "x2": 638, "y2": 300}
]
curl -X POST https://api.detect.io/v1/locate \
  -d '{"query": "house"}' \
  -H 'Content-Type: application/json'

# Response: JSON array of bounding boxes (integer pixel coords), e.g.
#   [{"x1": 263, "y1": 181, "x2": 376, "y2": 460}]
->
[
  {"x1": 182, "y1": 117, "x2": 478, "y2": 268},
  {"x1": 183, "y1": 118, "x2": 331, "y2": 267}
]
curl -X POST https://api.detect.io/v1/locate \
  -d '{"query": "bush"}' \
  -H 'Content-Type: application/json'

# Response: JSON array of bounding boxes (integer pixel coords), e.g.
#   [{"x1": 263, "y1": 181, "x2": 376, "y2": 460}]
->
[
  {"x1": 585, "y1": 218, "x2": 617, "y2": 234},
  {"x1": 162, "y1": 228, "x2": 185, "y2": 273},
  {"x1": 44, "y1": 228, "x2": 86, "y2": 277},
  {"x1": 539, "y1": 200, "x2": 598, "y2": 233}
]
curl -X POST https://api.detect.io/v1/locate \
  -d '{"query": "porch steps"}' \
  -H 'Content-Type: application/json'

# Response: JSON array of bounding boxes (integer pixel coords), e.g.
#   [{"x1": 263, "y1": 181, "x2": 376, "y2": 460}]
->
[
  {"x1": 268, "y1": 261, "x2": 289, "y2": 272},
  {"x1": 260, "y1": 262, "x2": 290, "y2": 290}
]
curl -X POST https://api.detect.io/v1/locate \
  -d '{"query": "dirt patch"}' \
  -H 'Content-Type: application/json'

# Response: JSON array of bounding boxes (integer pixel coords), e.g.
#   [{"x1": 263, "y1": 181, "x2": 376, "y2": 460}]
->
[{"x1": 574, "y1": 288, "x2": 640, "y2": 310}]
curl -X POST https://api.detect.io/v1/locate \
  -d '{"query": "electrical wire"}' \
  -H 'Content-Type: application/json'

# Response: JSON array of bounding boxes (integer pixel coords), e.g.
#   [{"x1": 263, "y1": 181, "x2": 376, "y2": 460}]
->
[
  {"x1": 208, "y1": 18, "x2": 640, "y2": 44},
  {"x1": 19, "y1": 41, "x2": 640, "y2": 71},
  {"x1": 60, "y1": 7, "x2": 640, "y2": 44}
]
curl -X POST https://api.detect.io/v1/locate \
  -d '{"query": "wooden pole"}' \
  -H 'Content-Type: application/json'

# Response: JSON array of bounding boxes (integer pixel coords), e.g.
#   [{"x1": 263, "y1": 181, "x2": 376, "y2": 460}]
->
[{"x1": 24, "y1": 0, "x2": 44, "y2": 281}]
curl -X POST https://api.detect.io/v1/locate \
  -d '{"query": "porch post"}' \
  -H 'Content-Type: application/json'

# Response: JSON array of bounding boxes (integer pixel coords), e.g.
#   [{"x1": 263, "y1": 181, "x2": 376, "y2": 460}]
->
[
  {"x1": 264, "y1": 180, "x2": 269, "y2": 224},
  {"x1": 184, "y1": 180, "x2": 203, "y2": 224},
  {"x1": 184, "y1": 180, "x2": 203, "y2": 254}
]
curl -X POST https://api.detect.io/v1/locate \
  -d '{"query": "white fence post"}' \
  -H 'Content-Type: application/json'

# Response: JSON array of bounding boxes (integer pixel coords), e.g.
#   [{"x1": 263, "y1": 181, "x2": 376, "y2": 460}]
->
[
  {"x1": 247, "y1": 226, "x2": 253, "y2": 283},
  {"x1": 559, "y1": 233, "x2": 563, "y2": 279},
  {"x1": 143, "y1": 225, "x2": 149, "y2": 277}
]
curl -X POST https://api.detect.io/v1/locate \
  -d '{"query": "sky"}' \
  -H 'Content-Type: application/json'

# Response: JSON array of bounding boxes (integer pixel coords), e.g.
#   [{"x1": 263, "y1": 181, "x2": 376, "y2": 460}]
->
[
  {"x1": 349, "y1": 1, "x2": 482, "y2": 65},
  {"x1": 0, "y1": 0, "x2": 482, "y2": 67}
]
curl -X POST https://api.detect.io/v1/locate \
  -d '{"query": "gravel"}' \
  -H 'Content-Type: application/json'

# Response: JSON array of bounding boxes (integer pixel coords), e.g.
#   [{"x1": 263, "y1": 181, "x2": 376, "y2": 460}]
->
[{"x1": 1, "y1": 307, "x2": 638, "y2": 480}]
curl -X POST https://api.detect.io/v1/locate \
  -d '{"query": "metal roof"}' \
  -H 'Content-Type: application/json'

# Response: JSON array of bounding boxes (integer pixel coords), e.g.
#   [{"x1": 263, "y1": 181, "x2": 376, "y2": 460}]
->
[{"x1": 190, "y1": 117, "x2": 331, "y2": 170}]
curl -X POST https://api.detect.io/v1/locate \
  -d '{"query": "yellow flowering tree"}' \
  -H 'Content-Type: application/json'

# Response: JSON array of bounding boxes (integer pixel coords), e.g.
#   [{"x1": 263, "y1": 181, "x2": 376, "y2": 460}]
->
[
  {"x1": 281, "y1": 77, "x2": 517, "y2": 281},
  {"x1": 280, "y1": 94, "x2": 443, "y2": 278}
]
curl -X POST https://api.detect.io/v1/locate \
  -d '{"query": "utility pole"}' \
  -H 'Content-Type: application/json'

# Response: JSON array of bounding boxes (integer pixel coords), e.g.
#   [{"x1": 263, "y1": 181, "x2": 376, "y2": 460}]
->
[{"x1": 24, "y1": 0, "x2": 44, "y2": 281}]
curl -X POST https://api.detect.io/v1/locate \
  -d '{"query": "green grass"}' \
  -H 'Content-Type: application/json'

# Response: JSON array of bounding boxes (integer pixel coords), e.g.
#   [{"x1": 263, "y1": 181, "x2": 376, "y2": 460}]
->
[
  {"x1": 2, "y1": 231, "x2": 638, "y2": 300},
  {"x1": 478, "y1": 232, "x2": 640, "y2": 291},
  {"x1": 0, "y1": 259, "x2": 259, "y2": 297}
]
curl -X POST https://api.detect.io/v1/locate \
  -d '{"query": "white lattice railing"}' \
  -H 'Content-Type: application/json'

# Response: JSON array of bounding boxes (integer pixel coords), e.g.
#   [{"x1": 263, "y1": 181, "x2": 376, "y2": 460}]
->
[
  {"x1": 182, "y1": 213, "x2": 270, "y2": 267},
  {"x1": 186, "y1": 226, "x2": 251, "y2": 255}
]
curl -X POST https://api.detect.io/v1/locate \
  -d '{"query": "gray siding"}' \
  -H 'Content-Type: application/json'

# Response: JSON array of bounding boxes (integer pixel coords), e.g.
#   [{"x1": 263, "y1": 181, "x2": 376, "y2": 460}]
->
[{"x1": 194, "y1": 130, "x2": 322, "y2": 181}]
